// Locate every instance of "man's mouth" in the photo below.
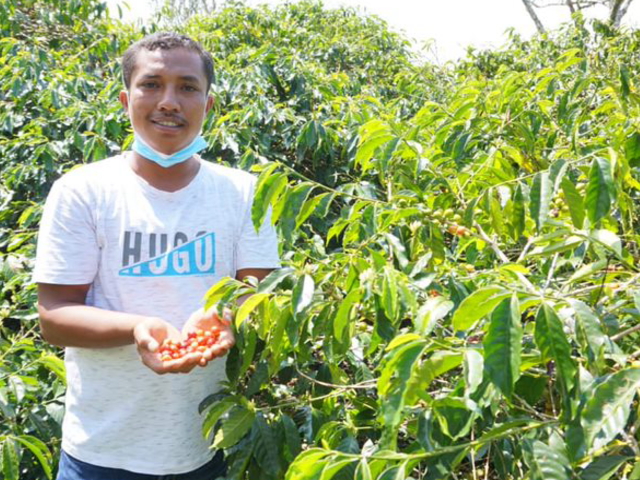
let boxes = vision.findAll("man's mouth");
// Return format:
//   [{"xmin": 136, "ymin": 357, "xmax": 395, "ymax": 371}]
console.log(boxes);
[{"xmin": 152, "ymin": 118, "xmax": 185, "ymax": 128}]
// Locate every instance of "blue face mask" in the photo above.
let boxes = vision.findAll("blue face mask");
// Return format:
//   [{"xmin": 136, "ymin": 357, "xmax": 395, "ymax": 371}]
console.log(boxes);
[{"xmin": 132, "ymin": 134, "xmax": 208, "ymax": 168}]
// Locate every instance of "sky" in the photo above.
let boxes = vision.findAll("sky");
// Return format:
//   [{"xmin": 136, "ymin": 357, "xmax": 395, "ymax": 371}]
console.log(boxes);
[{"xmin": 106, "ymin": 0, "xmax": 640, "ymax": 63}]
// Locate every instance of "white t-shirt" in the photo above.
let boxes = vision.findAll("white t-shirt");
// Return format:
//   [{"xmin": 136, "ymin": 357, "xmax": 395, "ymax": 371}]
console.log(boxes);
[{"xmin": 33, "ymin": 154, "xmax": 279, "ymax": 475}]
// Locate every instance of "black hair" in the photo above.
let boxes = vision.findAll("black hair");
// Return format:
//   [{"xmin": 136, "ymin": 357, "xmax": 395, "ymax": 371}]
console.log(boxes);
[{"xmin": 121, "ymin": 32, "xmax": 214, "ymax": 92}]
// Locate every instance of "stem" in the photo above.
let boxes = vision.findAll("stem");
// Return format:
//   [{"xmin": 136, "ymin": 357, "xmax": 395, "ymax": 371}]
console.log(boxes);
[
  {"xmin": 321, "ymin": 420, "xmax": 556, "ymax": 462},
  {"xmin": 544, "ymin": 253, "xmax": 559, "ymax": 291},
  {"xmin": 471, "ymin": 428, "xmax": 478, "ymax": 480},
  {"xmin": 294, "ymin": 363, "xmax": 376, "ymax": 390},
  {"xmin": 256, "ymin": 389, "xmax": 343, "ymax": 412},
  {"xmin": 611, "ymin": 323, "xmax": 640, "ymax": 342},
  {"xmin": 474, "ymin": 222, "xmax": 538, "ymax": 294},
  {"xmin": 280, "ymin": 163, "xmax": 386, "ymax": 205}
]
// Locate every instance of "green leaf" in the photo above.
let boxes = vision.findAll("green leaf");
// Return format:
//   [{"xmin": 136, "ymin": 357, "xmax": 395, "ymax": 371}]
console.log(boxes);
[
  {"xmin": 378, "ymin": 340, "xmax": 425, "ymax": 432},
  {"xmin": 512, "ymin": 183, "xmax": 526, "ymax": 238},
  {"xmin": 224, "ymin": 438, "xmax": 254, "ymax": 480},
  {"xmin": 464, "ymin": 349, "xmax": 484, "ymax": 396},
  {"xmin": 257, "ymin": 267, "xmax": 294, "ymax": 293},
  {"xmin": 561, "ymin": 177, "xmax": 585, "ymax": 229},
  {"xmin": 202, "ymin": 397, "xmax": 236, "ymax": 438},
  {"xmin": 279, "ymin": 183, "xmax": 314, "ymax": 241},
  {"xmin": 252, "ymin": 414, "xmax": 281, "ymax": 476},
  {"xmin": 2, "ymin": 438, "xmax": 19, "ymax": 480},
  {"xmin": 524, "ymin": 439, "xmax": 571, "ymax": 480},
  {"xmin": 433, "ymin": 397, "xmax": 476, "ymax": 439},
  {"xmin": 567, "ymin": 260, "xmax": 608, "ymax": 285},
  {"xmin": 483, "ymin": 295, "xmax": 522, "ymax": 399},
  {"xmin": 285, "ymin": 449, "xmax": 332, "ymax": 480},
  {"xmin": 477, "ymin": 418, "xmax": 534, "ymax": 443},
  {"xmin": 581, "ymin": 368, "xmax": 640, "ymax": 452},
  {"xmin": 333, "ymin": 289, "xmax": 361, "ymax": 343},
  {"xmin": 535, "ymin": 304, "xmax": 576, "ymax": 395},
  {"xmin": 549, "ymin": 159, "xmax": 568, "ymax": 191},
  {"xmin": 381, "ymin": 266, "xmax": 399, "ymax": 322},
  {"xmin": 589, "ymin": 229, "xmax": 623, "ymax": 259},
  {"xmin": 14, "ymin": 435, "xmax": 52, "ymax": 479},
  {"xmin": 570, "ymin": 300, "xmax": 607, "ymax": 366},
  {"xmin": 204, "ymin": 277, "xmax": 243, "ymax": 310},
  {"xmin": 585, "ymin": 157, "xmax": 614, "ymax": 225},
  {"xmin": 416, "ymin": 350, "xmax": 463, "ymax": 390},
  {"xmin": 415, "ymin": 296, "xmax": 453, "ymax": 336},
  {"xmin": 252, "ymin": 170, "xmax": 288, "ymax": 230},
  {"xmin": 355, "ymin": 119, "xmax": 395, "ymax": 172},
  {"xmin": 452, "ymin": 286, "xmax": 510, "ymax": 331},
  {"xmin": 530, "ymin": 171, "xmax": 552, "ymax": 231},
  {"xmin": 355, "ymin": 458, "xmax": 373, "ymax": 480},
  {"xmin": 213, "ymin": 404, "xmax": 256, "ymax": 449},
  {"xmin": 320, "ymin": 458, "xmax": 358, "ymax": 480},
  {"xmin": 8, "ymin": 376, "xmax": 25, "ymax": 403},
  {"xmin": 245, "ymin": 361, "xmax": 269, "ymax": 397},
  {"xmin": 36, "ymin": 354, "xmax": 66, "ymax": 383},
  {"xmin": 296, "ymin": 192, "xmax": 334, "ymax": 229},
  {"xmin": 620, "ymin": 64, "xmax": 631, "ymax": 98},
  {"xmin": 292, "ymin": 274, "xmax": 315, "ymax": 320},
  {"xmin": 235, "ymin": 293, "xmax": 269, "ymax": 327},
  {"xmin": 268, "ymin": 305, "xmax": 291, "ymax": 372},
  {"xmin": 624, "ymin": 132, "xmax": 640, "ymax": 168},
  {"xmin": 580, "ymin": 456, "xmax": 630, "ymax": 480},
  {"xmin": 281, "ymin": 414, "xmax": 302, "ymax": 460},
  {"xmin": 528, "ymin": 235, "xmax": 584, "ymax": 256}
]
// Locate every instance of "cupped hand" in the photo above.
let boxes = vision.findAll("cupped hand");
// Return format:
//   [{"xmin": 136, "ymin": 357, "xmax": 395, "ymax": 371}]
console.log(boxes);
[
  {"xmin": 182, "ymin": 306, "xmax": 236, "ymax": 367},
  {"xmin": 133, "ymin": 317, "xmax": 202, "ymax": 374}
]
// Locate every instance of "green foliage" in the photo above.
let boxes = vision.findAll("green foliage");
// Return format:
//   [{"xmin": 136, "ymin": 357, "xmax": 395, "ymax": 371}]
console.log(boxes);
[
  {"xmin": 3, "ymin": 0, "xmax": 640, "ymax": 478},
  {"xmin": 201, "ymin": 8, "xmax": 640, "ymax": 479}
]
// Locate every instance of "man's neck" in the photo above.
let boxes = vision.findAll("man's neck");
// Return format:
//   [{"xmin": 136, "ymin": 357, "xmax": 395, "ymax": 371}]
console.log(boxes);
[{"xmin": 128, "ymin": 151, "xmax": 201, "ymax": 192}]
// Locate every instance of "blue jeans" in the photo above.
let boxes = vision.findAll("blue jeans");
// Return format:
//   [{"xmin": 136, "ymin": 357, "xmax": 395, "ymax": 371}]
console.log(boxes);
[{"xmin": 56, "ymin": 450, "xmax": 227, "ymax": 480}]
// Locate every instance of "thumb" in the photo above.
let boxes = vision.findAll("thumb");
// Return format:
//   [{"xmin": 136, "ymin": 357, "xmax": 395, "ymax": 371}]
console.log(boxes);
[
  {"xmin": 221, "ymin": 307, "xmax": 233, "ymax": 326},
  {"xmin": 135, "ymin": 325, "xmax": 160, "ymax": 352}
]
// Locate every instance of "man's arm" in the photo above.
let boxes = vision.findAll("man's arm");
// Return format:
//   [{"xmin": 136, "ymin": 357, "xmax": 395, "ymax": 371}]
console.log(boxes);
[
  {"xmin": 235, "ymin": 268, "xmax": 275, "ymax": 284},
  {"xmin": 37, "ymin": 283, "xmax": 159, "ymax": 348},
  {"xmin": 38, "ymin": 269, "xmax": 275, "ymax": 348},
  {"xmin": 38, "ymin": 283, "xmax": 208, "ymax": 374}
]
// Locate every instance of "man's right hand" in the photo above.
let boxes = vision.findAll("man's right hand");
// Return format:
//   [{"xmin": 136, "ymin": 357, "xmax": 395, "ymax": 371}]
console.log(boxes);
[{"xmin": 133, "ymin": 318, "xmax": 202, "ymax": 374}]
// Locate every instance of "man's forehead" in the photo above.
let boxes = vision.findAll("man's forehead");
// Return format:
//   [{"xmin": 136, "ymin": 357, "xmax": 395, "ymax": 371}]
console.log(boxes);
[{"xmin": 131, "ymin": 48, "xmax": 207, "ymax": 82}]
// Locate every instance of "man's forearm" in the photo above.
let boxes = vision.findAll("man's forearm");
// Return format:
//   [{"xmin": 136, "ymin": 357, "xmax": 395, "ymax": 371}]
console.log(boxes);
[{"xmin": 38, "ymin": 302, "xmax": 150, "ymax": 348}]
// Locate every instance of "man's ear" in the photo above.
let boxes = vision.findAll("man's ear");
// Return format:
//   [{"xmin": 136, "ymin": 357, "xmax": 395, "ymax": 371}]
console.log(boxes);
[
  {"xmin": 119, "ymin": 90, "xmax": 129, "ymax": 111},
  {"xmin": 205, "ymin": 95, "xmax": 214, "ymax": 113}
]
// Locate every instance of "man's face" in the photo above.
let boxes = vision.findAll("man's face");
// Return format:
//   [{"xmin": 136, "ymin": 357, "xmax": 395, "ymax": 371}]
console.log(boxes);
[{"xmin": 119, "ymin": 48, "xmax": 214, "ymax": 155}]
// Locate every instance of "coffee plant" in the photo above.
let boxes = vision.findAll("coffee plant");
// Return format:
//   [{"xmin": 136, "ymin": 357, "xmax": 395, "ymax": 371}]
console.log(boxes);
[{"xmin": 1, "ymin": 1, "xmax": 640, "ymax": 479}]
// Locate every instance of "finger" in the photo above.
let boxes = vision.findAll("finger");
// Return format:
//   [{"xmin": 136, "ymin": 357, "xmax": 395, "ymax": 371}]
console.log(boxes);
[
  {"xmin": 136, "ymin": 331, "xmax": 160, "ymax": 352},
  {"xmin": 208, "ymin": 343, "xmax": 231, "ymax": 359},
  {"xmin": 162, "ymin": 352, "xmax": 202, "ymax": 374},
  {"xmin": 221, "ymin": 307, "xmax": 233, "ymax": 326},
  {"xmin": 140, "ymin": 353, "xmax": 169, "ymax": 374}
]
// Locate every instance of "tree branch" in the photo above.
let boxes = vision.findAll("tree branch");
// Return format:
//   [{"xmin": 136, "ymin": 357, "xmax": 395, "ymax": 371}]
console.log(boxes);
[{"xmin": 522, "ymin": 0, "xmax": 547, "ymax": 33}]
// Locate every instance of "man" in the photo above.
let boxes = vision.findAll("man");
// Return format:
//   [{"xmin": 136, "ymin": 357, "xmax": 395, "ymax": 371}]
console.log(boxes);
[{"xmin": 34, "ymin": 32, "xmax": 279, "ymax": 479}]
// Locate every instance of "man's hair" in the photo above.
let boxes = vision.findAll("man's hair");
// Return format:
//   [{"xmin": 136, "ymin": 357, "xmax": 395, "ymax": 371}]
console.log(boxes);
[{"xmin": 121, "ymin": 32, "xmax": 214, "ymax": 92}]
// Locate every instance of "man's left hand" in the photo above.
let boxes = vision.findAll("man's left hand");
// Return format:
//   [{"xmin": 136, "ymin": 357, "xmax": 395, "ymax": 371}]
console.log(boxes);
[{"xmin": 181, "ymin": 306, "xmax": 236, "ymax": 367}]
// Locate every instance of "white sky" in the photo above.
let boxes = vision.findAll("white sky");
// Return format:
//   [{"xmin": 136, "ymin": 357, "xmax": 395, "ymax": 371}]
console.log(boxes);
[{"xmin": 107, "ymin": 0, "xmax": 640, "ymax": 62}]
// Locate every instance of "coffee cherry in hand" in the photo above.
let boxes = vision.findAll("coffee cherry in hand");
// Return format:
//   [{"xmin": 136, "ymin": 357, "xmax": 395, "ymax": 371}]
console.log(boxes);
[{"xmin": 157, "ymin": 328, "xmax": 221, "ymax": 363}]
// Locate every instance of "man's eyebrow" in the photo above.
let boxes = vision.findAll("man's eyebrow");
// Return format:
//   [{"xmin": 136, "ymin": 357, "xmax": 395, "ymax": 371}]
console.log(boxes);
[
  {"xmin": 137, "ymin": 74, "xmax": 203, "ymax": 84},
  {"xmin": 179, "ymin": 75, "xmax": 202, "ymax": 83}
]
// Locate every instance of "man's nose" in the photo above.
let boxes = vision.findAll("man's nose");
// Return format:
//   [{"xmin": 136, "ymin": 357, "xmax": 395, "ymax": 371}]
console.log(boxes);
[{"xmin": 158, "ymin": 87, "xmax": 180, "ymax": 111}]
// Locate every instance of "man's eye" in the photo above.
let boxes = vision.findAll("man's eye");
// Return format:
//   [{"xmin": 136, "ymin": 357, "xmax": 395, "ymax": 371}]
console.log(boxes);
[
  {"xmin": 183, "ymin": 85, "xmax": 197, "ymax": 92},
  {"xmin": 142, "ymin": 82, "xmax": 158, "ymax": 88}
]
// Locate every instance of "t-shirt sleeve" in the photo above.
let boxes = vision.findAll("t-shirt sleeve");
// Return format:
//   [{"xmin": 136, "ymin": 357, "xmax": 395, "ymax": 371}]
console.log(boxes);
[
  {"xmin": 32, "ymin": 177, "xmax": 100, "ymax": 285},
  {"xmin": 234, "ymin": 179, "xmax": 280, "ymax": 272}
]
